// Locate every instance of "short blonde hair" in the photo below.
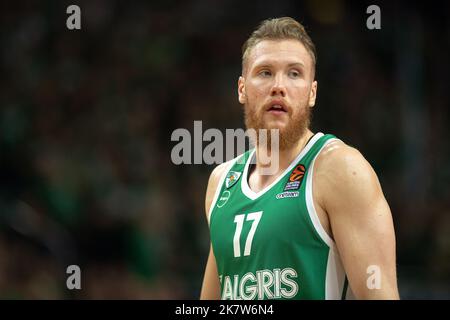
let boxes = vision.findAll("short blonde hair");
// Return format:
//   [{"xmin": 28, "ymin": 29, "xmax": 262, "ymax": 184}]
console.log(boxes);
[{"xmin": 242, "ymin": 17, "xmax": 317, "ymax": 75}]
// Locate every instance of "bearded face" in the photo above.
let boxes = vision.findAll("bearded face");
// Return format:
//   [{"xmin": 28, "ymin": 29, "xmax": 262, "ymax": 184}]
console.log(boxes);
[
  {"xmin": 244, "ymin": 96, "xmax": 311, "ymax": 150},
  {"xmin": 238, "ymin": 39, "xmax": 317, "ymax": 151}
]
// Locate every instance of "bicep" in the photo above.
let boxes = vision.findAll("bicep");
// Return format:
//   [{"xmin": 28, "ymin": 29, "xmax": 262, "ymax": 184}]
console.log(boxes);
[
  {"xmin": 331, "ymin": 193, "xmax": 398, "ymax": 299},
  {"xmin": 201, "ymin": 163, "xmax": 229, "ymax": 299},
  {"xmin": 322, "ymin": 150, "xmax": 399, "ymax": 299}
]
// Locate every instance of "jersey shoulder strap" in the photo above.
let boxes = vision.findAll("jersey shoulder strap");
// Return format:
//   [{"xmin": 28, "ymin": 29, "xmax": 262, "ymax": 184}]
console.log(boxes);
[{"xmin": 298, "ymin": 133, "xmax": 337, "ymax": 168}]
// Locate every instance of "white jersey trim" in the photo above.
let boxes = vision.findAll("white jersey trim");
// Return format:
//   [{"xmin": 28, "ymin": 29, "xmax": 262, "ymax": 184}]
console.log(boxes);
[
  {"xmin": 305, "ymin": 138, "xmax": 337, "ymax": 247},
  {"xmin": 241, "ymin": 132, "xmax": 324, "ymax": 201},
  {"xmin": 325, "ymin": 246, "xmax": 346, "ymax": 299},
  {"xmin": 304, "ymin": 137, "xmax": 353, "ymax": 299}
]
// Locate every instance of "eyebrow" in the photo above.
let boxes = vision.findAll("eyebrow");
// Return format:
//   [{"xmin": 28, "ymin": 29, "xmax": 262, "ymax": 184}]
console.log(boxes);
[
  {"xmin": 287, "ymin": 62, "xmax": 305, "ymax": 68},
  {"xmin": 253, "ymin": 61, "xmax": 306, "ymax": 69}
]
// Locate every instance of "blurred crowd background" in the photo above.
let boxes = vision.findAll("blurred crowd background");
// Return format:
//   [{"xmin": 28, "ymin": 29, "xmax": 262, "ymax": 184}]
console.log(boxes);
[{"xmin": 0, "ymin": 0, "xmax": 449, "ymax": 299}]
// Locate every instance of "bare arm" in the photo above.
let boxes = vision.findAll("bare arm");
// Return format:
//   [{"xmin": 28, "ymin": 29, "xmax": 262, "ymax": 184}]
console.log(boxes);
[
  {"xmin": 199, "ymin": 161, "xmax": 230, "ymax": 299},
  {"xmin": 316, "ymin": 142, "xmax": 399, "ymax": 299},
  {"xmin": 200, "ymin": 245, "xmax": 221, "ymax": 299}
]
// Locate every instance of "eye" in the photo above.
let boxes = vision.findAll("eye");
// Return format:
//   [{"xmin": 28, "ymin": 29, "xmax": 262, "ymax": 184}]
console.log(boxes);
[
  {"xmin": 258, "ymin": 70, "xmax": 272, "ymax": 77},
  {"xmin": 288, "ymin": 70, "xmax": 301, "ymax": 78}
]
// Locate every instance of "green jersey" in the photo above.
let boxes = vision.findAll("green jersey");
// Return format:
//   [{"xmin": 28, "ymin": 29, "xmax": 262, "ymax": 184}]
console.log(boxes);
[{"xmin": 208, "ymin": 132, "xmax": 351, "ymax": 300}]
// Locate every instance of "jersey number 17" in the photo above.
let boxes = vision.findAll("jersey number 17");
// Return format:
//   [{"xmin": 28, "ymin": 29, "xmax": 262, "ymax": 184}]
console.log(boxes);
[{"xmin": 233, "ymin": 211, "xmax": 263, "ymax": 258}]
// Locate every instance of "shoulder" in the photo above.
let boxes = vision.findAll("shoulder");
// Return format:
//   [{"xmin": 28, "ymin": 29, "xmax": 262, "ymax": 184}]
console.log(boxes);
[
  {"xmin": 316, "ymin": 139, "xmax": 374, "ymax": 178},
  {"xmin": 207, "ymin": 161, "xmax": 232, "ymax": 192},
  {"xmin": 314, "ymin": 139, "xmax": 383, "ymax": 208}
]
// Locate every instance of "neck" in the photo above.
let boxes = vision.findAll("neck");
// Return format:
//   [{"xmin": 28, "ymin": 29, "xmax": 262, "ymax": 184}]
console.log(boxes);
[{"xmin": 254, "ymin": 129, "xmax": 314, "ymax": 177}]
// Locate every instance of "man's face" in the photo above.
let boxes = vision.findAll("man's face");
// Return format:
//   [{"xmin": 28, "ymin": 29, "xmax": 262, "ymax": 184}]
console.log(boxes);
[{"xmin": 238, "ymin": 39, "xmax": 317, "ymax": 150}]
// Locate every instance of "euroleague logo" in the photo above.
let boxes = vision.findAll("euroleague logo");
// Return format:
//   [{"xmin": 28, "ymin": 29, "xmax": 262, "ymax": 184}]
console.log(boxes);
[{"xmin": 283, "ymin": 164, "xmax": 305, "ymax": 191}]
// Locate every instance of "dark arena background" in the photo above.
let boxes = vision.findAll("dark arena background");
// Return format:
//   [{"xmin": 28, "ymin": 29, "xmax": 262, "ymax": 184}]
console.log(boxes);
[{"xmin": 0, "ymin": 0, "xmax": 449, "ymax": 300}]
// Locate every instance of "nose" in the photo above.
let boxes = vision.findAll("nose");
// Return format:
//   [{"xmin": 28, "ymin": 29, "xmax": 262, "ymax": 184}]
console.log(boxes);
[{"xmin": 270, "ymin": 73, "xmax": 286, "ymax": 97}]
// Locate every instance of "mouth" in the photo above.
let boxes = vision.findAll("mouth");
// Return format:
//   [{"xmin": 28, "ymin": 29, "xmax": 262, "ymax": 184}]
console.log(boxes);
[{"xmin": 266, "ymin": 100, "xmax": 288, "ymax": 115}]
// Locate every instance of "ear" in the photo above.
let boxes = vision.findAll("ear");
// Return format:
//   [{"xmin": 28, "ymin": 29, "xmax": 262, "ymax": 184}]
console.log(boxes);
[
  {"xmin": 238, "ymin": 76, "xmax": 246, "ymax": 105},
  {"xmin": 308, "ymin": 80, "xmax": 317, "ymax": 107}
]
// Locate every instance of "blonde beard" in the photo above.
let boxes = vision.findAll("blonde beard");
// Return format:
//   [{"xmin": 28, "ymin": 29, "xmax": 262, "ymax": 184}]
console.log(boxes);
[{"xmin": 244, "ymin": 104, "xmax": 311, "ymax": 151}]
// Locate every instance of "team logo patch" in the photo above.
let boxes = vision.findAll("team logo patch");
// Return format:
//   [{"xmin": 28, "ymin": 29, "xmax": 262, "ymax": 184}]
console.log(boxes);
[
  {"xmin": 225, "ymin": 171, "xmax": 241, "ymax": 189},
  {"xmin": 284, "ymin": 164, "xmax": 305, "ymax": 191},
  {"xmin": 276, "ymin": 191, "xmax": 300, "ymax": 199}
]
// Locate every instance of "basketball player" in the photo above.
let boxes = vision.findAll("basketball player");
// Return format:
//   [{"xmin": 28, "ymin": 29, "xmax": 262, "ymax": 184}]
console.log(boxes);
[{"xmin": 200, "ymin": 17, "xmax": 399, "ymax": 299}]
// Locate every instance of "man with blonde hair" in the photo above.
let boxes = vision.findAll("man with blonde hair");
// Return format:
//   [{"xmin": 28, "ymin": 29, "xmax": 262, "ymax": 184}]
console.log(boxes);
[{"xmin": 200, "ymin": 17, "xmax": 399, "ymax": 300}]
